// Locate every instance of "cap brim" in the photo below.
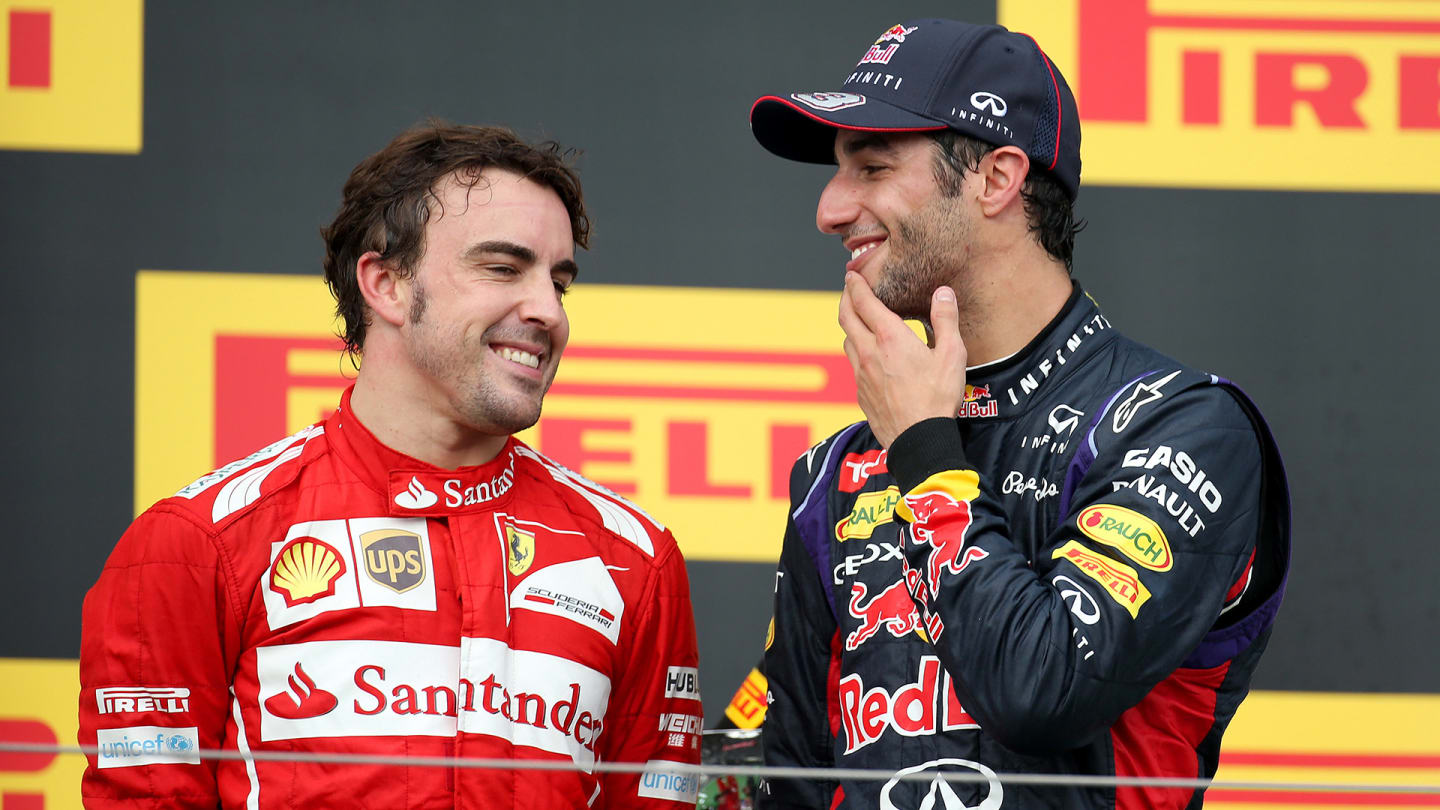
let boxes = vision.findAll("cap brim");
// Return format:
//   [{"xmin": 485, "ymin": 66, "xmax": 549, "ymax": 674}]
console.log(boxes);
[{"xmin": 750, "ymin": 93, "xmax": 948, "ymax": 164}]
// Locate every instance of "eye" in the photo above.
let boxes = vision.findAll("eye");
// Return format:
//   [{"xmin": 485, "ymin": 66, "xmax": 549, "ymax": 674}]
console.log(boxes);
[
  {"xmin": 860, "ymin": 163, "xmax": 889, "ymax": 177},
  {"xmin": 485, "ymin": 264, "xmax": 519, "ymax": 276},
  {"xmin": 553, "ymin": 280, "xmax": 571, "ymax": 298}
]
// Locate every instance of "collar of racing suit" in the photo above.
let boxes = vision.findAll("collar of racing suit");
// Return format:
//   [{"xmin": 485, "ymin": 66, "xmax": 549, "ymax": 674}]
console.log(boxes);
[
  {"xmin": 957, "ymin": 281, "xmax": 1114, "ymax": 420},
  {"xmin": 325, "ymin": 386, "xmax": 521, "ymax": 517}
]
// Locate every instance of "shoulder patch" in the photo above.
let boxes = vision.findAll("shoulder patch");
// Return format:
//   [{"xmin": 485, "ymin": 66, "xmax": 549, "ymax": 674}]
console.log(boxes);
[
  {"xmin": 513, "ymin": 445, "xmax": 664, "ymax": 556},
  {"xmin": 174, "ymin": 424, "xmax": 324, "ymax": 524}
]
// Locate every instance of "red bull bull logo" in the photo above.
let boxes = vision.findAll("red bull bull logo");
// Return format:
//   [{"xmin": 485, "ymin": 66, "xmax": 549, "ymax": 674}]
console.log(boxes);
[
  {"xmin": 845, "ymin": 580, "xmax": 920, "ymax": 651},
  {"xmin": 960, "ymin": 383, "xmax": 999, "ymax": 418},
  {"xmin": 876, "ymin": 24, "xmax": 918, "ymax": 44},
  {"xmin": 861, "ymin": 24, "xmax": 919, "ymax": 65},
  {"xmin": 906, "ymin": 491, "xmax": 988, "ymax": 594}
]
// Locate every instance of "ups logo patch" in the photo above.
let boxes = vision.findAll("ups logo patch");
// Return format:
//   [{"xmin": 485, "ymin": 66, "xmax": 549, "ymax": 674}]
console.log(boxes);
[{"xmin": 361, "ymin": 529, "xmax": 426, "ymax": 593}]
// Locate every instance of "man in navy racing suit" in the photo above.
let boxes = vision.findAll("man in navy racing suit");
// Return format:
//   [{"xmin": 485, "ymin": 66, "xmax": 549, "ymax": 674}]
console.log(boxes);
[{"xmin": 747, "ymin": 19, "xmax": 1290, "ymax": 809}]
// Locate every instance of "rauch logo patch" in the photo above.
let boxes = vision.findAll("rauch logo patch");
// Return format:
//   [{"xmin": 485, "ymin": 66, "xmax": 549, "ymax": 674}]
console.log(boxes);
[{"xmin": 1077, "ymin": 504, "xmax": 1173, "ymax": 571}]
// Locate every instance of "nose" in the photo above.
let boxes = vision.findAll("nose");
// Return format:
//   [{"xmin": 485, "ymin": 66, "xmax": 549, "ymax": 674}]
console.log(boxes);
[
  {"xmin": 816, "ymin": 170, "xmax": 859, "ymax": 235},
  {"xmin": 517, "ymin": 271, "xmax": 566, "ymax": 331}
]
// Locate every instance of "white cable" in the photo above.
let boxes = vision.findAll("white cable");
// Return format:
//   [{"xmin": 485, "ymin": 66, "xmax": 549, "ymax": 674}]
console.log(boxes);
[{"xmin": 4, "ymin": 742, "xmax": 1437, "ymax": 796}]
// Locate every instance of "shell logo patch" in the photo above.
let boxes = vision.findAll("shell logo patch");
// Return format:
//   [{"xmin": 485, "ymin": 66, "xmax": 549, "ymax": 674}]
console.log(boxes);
[
  {"xmin": 269, "ymin": 537, "xmax": 347, "ymax": 607},
  {"xmin": 1077, "ymin": 504, "xmax": 1173, "ymax": 572}
]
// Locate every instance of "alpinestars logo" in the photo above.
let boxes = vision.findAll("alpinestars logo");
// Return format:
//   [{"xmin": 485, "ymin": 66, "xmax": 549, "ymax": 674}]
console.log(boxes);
[{"xmin": 1112, "ymin": 370, "xmax": 1183, "ymax": 432}]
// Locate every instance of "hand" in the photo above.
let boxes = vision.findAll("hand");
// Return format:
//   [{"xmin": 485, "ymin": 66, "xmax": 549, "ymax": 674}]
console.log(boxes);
[{"xmin": 838, "ymin": 272, "xmax": 968, "ymax": 447}]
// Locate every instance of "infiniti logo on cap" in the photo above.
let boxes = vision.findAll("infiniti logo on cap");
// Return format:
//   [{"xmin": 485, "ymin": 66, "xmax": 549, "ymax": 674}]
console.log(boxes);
[{"xmin": 969, "ymin": 92, "xmax": 1007, "ymax": 117}]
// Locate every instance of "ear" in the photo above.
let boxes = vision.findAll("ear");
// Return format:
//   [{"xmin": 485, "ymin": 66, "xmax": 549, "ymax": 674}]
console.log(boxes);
[
  {"xmin": 356, "ymin": 250, "xmax": 410, "ymax": 329},
  {"xmin": 977, "ymin": 146, "xmax": 1030, "ymax": 218}
]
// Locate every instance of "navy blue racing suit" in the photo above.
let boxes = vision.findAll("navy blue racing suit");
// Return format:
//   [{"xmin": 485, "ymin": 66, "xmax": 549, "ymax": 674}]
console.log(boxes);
[{"xmin": 760, "ymin": 283, "xmax": 1289, "ymax": 809}]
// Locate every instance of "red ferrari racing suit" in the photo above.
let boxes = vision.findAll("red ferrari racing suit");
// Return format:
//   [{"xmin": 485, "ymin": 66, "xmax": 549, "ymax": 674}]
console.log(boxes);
[{"xmin": 79, "ymin": 388, "xmax": 703, "ymax": 808}]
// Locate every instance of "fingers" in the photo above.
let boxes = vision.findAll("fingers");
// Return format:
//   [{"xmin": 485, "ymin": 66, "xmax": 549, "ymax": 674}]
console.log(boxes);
[
  {"xmin": 838, "ymin": 279, "xmax": 877, "ymax": 357},
  {"xmin": 929, "ymin": 286, "xmax": 960, "ymax": 352},
  {"xmin": 844, "ymin": 272, "xmax": 905, "ymax": 337}
]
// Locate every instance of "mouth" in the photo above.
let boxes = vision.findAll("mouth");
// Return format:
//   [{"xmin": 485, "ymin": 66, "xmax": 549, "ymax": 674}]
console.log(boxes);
[
  {"xmin": 493, "ymin": 345, "xmax": 542, "ymax": 370},
  {"xmin": 845, "ymin": 236, "xmax": 887, "ymax": 273}
]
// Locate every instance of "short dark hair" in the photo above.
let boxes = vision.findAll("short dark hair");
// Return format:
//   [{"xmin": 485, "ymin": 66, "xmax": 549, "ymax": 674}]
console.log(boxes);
[
  {"xmin": 928, "ymin": 130, "xmax": 1083, "ymax": 271},
  {"xmin": 321, "ymin": 121, "xmax": 590, "ymax": 354}
]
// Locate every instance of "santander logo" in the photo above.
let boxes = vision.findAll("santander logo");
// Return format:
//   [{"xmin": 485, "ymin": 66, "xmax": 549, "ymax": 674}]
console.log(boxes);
[
  {"xmin": 263, "ymin": 663, "xmax": 338, "ymax": 720},
  {"xmin": 394, "ymin": 476, "xmax": 439, "ymax": 510}
]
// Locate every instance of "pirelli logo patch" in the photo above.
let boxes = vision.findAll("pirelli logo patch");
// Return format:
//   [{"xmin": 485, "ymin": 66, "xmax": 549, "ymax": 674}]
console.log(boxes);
[{"xmin": 1052, "ymin": 540, "xmax": 1152, "ymax": 618}]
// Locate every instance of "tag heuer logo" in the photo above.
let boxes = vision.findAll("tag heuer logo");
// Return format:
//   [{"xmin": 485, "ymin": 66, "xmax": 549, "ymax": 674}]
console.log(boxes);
[
  {"xmin": 360, "ymin": 529, "xmax": 426, "ymax": 593},
  {"xmin": 506, "ymin": 525, "xmax": 535, "ymax": 576}
]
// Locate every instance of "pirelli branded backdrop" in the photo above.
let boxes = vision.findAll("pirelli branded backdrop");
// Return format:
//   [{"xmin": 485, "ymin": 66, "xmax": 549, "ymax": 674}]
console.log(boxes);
[{"xmin": 4, "ymin": 0, "xmax": 1440, "ymax": 806}]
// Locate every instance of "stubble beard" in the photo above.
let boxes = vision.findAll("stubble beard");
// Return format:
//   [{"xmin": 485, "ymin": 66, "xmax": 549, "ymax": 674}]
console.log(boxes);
[
  {"xmin": 870, "ymin": 194, "xmax": 973, "ymax": 328},
  {"xmin": 405, "ymin": 280, "xmax": 554, "ymax": 436}
]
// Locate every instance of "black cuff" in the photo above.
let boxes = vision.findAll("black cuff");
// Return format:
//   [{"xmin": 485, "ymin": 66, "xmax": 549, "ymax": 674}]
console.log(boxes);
[{"xmin": 887, "ymin": 417, "xmax": 968, "ymax": 492}]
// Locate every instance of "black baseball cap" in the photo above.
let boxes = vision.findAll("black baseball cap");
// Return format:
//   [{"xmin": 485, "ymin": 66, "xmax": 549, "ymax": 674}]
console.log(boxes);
[{"xmin": 750, "ymin": 19, "xmax": 1082, "ymax": 200}]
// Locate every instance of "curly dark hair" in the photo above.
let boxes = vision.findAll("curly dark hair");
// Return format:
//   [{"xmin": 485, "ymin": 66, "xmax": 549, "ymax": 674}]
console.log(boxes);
[
  {"xmin": 928, "ymin": 130, "xmax": 1083, "ymax": 271},
  {"xmin": 321, "ymin": 121, "xmax": 590, "ymax": 354}
]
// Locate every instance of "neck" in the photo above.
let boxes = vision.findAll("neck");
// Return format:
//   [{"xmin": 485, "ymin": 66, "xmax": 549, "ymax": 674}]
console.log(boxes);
[
  {"xmin": 348, "ymin": 345, "xmax": 511, "ymax": 470},
  {"xmin": 954, "ymin": 253, "xmax": 1073, "ymax": 367}
]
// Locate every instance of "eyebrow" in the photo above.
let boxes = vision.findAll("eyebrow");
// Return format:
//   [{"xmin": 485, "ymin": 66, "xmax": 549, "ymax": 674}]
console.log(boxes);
[
  {"xmin": 840, "ymin": 133, "xmax": 899, "ymax": 158},
  {"xmin": 464, "ymin": 240, "xmax": 580, "ymax": 280}
]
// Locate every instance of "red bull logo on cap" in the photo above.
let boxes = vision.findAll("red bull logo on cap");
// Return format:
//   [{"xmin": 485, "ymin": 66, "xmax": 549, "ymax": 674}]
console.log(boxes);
[
  {"xmin": 862, "ymin": 24, "xmax": 920, "ymax": 65},
  {"xmin": 876, "ymin": 24, "xmax": 918, "ymax": 44}
]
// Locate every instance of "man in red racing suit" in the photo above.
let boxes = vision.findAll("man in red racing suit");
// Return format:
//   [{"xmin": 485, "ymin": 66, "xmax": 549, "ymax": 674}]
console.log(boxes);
[{"xmin": 79, "ymin": 123, "xmax": 703, "ymax": 808}]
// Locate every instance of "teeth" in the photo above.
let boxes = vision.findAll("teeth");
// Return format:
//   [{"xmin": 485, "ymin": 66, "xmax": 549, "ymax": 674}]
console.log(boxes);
[
  {"xmin": 497, "ymin": 347, "xmax": 540, "ymax": 369},
  {"xmin": 850, "ymin": 241, "xmax": 882, "ymax": 260}
]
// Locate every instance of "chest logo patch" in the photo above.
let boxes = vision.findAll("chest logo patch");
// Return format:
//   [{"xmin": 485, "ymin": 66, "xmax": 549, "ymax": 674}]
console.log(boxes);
[
  {"xmin": 1076, "ymin": 504, "xmax": 1172, "ymax": 572},
  {"xmin": 836, "ymin": 486, "xmax": 902, "ymax": 541},
  {"xmin": 361, "ymin": 529, "xmax": 427, "ymax": 593},
  {"xmin": 506, "ymin": 524, "xmax": 536, "ymax": 576},
  {"xmin": 270, "ymin": 537, "xmax": 347, "ymax": 607}
]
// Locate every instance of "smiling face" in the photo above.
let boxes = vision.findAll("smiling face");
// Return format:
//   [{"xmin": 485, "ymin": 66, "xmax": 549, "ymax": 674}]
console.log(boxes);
[
  {"xmin": 399, "ymin": 168, "xmax": 577, "ymax": 437},
  {"xmin": 816, "ymin": 130, "xmax": 974, "ymax": 319}
]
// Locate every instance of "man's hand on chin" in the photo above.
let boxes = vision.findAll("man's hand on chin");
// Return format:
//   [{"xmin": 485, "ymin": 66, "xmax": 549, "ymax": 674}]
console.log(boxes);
[{"xmin": 838, "ymin": 271, "xmax": 968, "ymax": 448}]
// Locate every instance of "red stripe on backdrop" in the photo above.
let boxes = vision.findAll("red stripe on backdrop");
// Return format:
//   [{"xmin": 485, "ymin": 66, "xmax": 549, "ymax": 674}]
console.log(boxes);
[
  {"xmin": 8, "ymin": 11, "xmax": 52, "ymax": 88},
  {"xmin": 1151, "ymin": 15, "xmax": 1440, "ymax": 35}
]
